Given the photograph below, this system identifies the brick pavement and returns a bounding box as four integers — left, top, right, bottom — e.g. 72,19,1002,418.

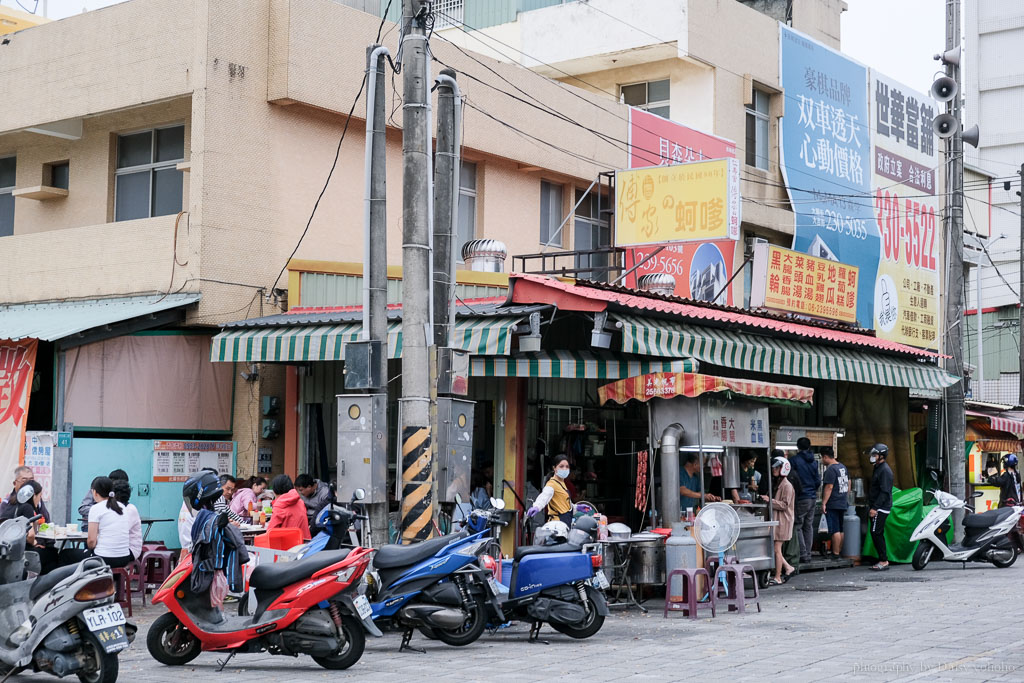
9,561,1022,682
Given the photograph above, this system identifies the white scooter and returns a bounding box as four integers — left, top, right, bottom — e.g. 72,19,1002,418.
910,485,1024,570
0,484,136,681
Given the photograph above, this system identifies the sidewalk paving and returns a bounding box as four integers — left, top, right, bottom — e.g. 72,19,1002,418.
8,561,1022,682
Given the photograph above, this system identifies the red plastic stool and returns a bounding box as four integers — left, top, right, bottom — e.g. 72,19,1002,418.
111,562,141,617
140,550,177,603
664,568,715,619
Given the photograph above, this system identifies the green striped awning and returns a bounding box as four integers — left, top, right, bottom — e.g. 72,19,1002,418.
211,316,522,363
616,315,957,391
470,351,697,378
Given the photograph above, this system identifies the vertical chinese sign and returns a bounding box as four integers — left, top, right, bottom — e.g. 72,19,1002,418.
624,108,740,305
779,26,879,329
870,70,941,349
0,340,37,486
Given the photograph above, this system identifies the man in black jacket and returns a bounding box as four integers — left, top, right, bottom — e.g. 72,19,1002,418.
867,443,894,571
986,454,1021,508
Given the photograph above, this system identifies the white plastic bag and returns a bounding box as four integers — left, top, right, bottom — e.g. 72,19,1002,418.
210,569,228,608
818,513,829,534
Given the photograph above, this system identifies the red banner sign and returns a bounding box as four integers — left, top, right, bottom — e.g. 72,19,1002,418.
0,340,37,483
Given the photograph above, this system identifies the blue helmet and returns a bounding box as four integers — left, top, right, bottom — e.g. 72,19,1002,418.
183,471,221,510
1006,454,1018,468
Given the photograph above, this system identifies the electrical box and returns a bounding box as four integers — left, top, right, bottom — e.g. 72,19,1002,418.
436,397,475,503
437,348,470,396
337,393,388,503
261,396,280,416
343,340,384,390
261,419,281,439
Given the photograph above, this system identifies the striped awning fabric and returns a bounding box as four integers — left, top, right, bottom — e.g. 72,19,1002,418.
966,421,1022,454
598,371,815,406
469,351,697,378
616,314,958,391
987,415,1024,439
211,316,522,362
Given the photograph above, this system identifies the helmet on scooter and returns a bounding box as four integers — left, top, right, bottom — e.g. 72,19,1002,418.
572,515,598,540
535,520,569,546
183,471,222,511
1005,454,1018,468
771,456,791,477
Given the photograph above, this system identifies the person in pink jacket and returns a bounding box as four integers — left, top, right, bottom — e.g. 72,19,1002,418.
762,454,796,585
230,476,268,521
266,475,310,540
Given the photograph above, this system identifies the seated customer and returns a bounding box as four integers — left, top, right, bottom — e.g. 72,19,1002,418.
230,476,268,521
266,475,310,540
113,480,143,561
1,480,58,574
61,476,134,568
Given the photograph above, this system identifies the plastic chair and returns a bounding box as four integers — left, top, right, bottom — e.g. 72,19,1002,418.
140,550,178,603
141,542,167,554
253,528,303,551
664,568,715,619
711,563,761,614
111,561,142,617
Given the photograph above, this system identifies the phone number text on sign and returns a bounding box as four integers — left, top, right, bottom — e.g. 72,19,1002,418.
874,189,937,271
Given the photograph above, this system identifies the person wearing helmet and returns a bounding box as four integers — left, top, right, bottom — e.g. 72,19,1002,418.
867,443,894,571
986,454,1021,508
178,469,222,555
761,456,796,585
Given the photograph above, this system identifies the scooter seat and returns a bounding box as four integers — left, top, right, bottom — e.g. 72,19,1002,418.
249,549,350,591
513,543,581,561
964,508,1017,529
30,563,78,601
373,532,466,569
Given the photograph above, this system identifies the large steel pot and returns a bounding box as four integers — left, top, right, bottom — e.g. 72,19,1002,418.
627,535,665,585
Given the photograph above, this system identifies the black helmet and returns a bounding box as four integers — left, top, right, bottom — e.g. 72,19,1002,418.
869,443,889,458
183,471,222,511
573,515,598,536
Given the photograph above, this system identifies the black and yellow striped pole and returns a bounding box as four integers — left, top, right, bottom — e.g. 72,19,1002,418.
400,424,433,543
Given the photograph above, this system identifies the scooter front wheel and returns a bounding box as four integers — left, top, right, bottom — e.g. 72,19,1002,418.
911,542,934,571
76,633,119,683
434,601,487,646
147,612,201,666
312,615,365,670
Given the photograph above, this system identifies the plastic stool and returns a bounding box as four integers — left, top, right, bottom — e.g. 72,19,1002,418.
111,562,141,617
140,550,177,603
711,563,761,614
664,568,715,619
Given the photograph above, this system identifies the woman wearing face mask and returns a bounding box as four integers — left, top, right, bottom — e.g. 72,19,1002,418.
526,455,575,526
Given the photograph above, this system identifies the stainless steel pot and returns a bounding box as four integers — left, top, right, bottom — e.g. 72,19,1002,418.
628,536,665,585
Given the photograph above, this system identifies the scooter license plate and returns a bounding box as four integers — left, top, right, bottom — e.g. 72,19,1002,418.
353,594,373,620
487,576,500,596
83,604,126,631
591,570,610,590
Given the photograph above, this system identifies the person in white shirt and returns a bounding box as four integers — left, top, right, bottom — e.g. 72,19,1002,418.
60,476,134,568
178,501,195,554
113,480,142,560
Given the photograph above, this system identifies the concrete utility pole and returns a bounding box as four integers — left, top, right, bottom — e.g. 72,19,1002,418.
942,0,967,538
399,0,435,543
1018,163,1024,406
364,44,390,547
432,69,461,347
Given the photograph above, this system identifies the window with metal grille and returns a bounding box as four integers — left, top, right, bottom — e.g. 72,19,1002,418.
573,189,611,281
620,79,670,119
433,0,464,29
0,156,14,238
114,125,185,222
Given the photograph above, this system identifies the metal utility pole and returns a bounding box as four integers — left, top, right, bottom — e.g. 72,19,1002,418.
399,0,434,543
1018,163,1024,406
432,69,461,347
942,0,967,538
364,44,390,547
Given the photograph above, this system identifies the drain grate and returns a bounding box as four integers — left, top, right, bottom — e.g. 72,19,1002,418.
863,575,934,583
795,584,868,592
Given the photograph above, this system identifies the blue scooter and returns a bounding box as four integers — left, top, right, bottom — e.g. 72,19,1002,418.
469,503,609,642
300,492,504,651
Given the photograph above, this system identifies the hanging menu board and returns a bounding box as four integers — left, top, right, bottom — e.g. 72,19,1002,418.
153,441,233,482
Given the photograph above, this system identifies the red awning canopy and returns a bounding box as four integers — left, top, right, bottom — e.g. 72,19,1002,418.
598,371,814,407
967,411,1024,439
966,420,1022,454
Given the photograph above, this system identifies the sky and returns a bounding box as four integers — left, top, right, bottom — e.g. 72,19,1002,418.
6,0,947,94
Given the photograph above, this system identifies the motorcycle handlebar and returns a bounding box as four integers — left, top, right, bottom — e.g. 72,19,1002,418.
27,514,42,524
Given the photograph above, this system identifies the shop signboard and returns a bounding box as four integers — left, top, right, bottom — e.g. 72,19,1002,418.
615,158,741,248
0,340,37,486
152,440,233,482
780,25,879,329
750,242,859,323
870,70,941,349
24,431,55,504
623,110,740,304
700,398,768,448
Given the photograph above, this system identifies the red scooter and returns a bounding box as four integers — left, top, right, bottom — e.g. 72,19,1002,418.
146,544,380,671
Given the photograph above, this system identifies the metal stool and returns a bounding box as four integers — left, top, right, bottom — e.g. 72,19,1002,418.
711,563,761,614
664,568,715,619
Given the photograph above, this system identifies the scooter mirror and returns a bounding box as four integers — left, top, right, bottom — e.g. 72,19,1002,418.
454,493,463,506
490,497,506,510
929,471,939,482
16,484,34,505
972,491,984,498
352,488,366,501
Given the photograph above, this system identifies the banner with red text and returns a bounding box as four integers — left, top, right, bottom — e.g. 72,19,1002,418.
0,340,37,485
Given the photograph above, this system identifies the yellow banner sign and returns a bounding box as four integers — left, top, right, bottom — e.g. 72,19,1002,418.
615,158,740,247
751,243,859,323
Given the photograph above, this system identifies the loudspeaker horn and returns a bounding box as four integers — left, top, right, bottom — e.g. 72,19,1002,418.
933,46,961,66
962,123,980,148
933,113,957,138
930,76,958,102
